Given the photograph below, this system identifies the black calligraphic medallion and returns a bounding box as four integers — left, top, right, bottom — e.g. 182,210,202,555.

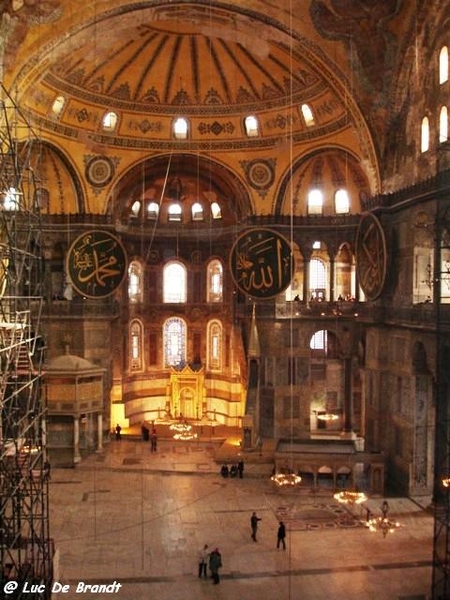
355,212,387,301
229,228,294,298
66,230,127,298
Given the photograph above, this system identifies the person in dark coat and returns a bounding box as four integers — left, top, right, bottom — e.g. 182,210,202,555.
237,460,244,478
250,511,261,541
115,424,122,441
209,548,222,584
277,521,286,549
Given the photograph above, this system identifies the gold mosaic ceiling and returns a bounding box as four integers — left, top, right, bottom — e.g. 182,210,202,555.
20,4,349,147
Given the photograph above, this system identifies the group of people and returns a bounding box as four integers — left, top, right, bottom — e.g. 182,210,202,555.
198,544,222,584
251,511,286,549
220,459,244,478
197,513,286,585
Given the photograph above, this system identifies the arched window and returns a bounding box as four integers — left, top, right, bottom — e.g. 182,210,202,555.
163,261,187,303
173,117,188,139
128,261,143,303
147,201,159,220
440,106,448,143
130,320,143,371
211,202,222,219
164,317,186,367
207,259,223,302
244,115,259,137
308,189,323,215
191,202,204,221
310,329,327,351
167,203,182,222
207,320,222,370
301,103,315,126
102,111,118,132
309,258,326,300
421,116,430,153
440,46,449,84
130,200,141,218
334,189,350,214
51,95,66,117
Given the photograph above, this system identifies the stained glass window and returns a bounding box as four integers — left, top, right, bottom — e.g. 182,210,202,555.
164,317,186,367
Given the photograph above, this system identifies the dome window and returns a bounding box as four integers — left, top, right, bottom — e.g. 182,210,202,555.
51,95,66,117
130,200,141,217
102,111,118,132
211,202,222,219
301,104,315,126
167,203,182,222
191,202,204,221
147,201,159,220
244,115,259,137
173,117,188,140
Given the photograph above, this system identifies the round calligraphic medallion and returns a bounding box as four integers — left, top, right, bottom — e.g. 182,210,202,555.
66,230,127,298
247,160,274,190
229,228,294,299
355,212,387,301
85,156,115,187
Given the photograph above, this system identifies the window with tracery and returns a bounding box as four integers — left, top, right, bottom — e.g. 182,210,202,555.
207,320,222,370
309,258,326,300
163,261,187,303
207,259,223,302
130,320,143,371
128,261,143,303
164,317,186,367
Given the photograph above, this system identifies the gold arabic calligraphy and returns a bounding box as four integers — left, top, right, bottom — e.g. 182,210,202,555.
73,235,121,287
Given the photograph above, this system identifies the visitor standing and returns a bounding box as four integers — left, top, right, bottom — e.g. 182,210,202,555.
277,521,286,549
250,511,261,541
115,424,122,441
209,548,222,584
198,544,209,578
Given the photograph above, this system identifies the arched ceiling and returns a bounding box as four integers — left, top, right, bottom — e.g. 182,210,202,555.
10,2,370,151
1,0,420,211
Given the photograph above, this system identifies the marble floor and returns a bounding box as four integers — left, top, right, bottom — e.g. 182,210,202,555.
48,437,433,600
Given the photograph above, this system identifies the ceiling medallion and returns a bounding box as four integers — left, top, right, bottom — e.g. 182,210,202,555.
85,156,115,188
241,159,275,192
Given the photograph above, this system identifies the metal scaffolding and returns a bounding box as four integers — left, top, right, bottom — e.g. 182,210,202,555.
0,88,53,598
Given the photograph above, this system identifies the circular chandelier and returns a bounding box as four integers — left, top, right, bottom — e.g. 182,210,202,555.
317,412,339,421
366,500,400,537
271,472,302,487
333,490,367,505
